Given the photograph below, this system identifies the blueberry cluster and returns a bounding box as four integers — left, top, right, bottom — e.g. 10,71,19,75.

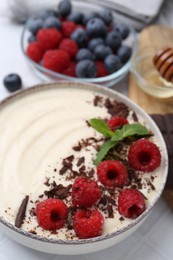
26,0,132,79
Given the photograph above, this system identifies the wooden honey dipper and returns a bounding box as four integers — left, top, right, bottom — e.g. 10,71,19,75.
153,47,173,83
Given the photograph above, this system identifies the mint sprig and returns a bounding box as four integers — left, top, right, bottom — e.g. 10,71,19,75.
89,118,114,138
89,118,151,166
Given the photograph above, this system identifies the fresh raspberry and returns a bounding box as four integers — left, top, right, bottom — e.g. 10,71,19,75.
97,160,128,187
72,177,101,207
43,50,70,73
73,209,104,239
26,42,44,63
37,28,62,50
59,39,78,58
128,139,161,172
36,198,68,230
118,189,146,219
63,62,76,77
95,61,109,77
107,116,128,131
61,21,76,38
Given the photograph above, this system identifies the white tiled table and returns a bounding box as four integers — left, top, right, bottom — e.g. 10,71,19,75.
0,2,173,260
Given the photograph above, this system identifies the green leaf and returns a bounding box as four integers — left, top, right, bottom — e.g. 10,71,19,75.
111,123,150,142
94,139,118,166
89,118,114,138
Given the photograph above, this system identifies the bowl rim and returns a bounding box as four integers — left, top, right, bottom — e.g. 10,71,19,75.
0,81,168,245
20,0,138,84
130,45,173,91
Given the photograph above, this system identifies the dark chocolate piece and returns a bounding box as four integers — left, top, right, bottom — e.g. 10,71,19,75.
150,113,173,189
15,195,29,228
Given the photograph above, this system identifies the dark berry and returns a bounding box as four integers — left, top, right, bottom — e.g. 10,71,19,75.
58,0,72,17
28,34,36,43
76,48,94,61
86,18,108,37
99,9,113,26
88,38,104,51
94,45,112,60
113,23,130,40
71,29,88,48
37,9,58,20
72,177,101,207
97,160,128,187
82,12,99,25
128,139,161,172
27,18,42,35
117,45,132,64
107,116,128,131
43,16,61,30
67,12,83,24
3,74,22,92
106,31,122,51
104,54,122,73
76,60,97,78
36,198,68,230
73,209,104,239
118,189,146,219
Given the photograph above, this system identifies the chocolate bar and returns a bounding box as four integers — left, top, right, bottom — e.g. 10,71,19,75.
151,114,173,189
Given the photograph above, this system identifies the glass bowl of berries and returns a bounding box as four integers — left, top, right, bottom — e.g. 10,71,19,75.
21,0,137,87
0,81,168,255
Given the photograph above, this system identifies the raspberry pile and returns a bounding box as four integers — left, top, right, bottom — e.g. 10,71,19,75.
25,0,132,78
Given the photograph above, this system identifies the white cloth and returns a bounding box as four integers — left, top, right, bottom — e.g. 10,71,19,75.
7,0,164,30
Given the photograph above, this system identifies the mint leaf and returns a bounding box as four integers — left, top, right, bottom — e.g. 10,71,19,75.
94,139,118,166
111,123,150,142
89,118,114,138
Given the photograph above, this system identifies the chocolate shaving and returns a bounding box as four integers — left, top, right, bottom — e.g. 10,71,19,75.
59,165,69,175
132,112,138,122
77,157,85,167
44,183,72,200
15,195,29,228
93,95,103,106
107,204,114,218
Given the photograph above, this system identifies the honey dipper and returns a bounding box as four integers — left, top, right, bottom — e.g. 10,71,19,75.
153,47,173,83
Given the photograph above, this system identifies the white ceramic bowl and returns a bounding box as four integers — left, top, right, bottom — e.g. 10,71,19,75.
0,82,168,255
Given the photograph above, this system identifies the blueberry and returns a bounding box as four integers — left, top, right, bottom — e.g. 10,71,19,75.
82,12,99,25
117,45,132,64
94,45,112,60
43,16,61,30
76,60,97,78
28,34,36,43
58,0,72,17
36,9,58,20
104,55,122,73
3,74,22,92
86,18,108,37
99,9,113,26
67,12,83,24
76,48,94,61
71,29,88,48
27,18,42,35
106,31,122,51
113,23,130,39
88,38,104,51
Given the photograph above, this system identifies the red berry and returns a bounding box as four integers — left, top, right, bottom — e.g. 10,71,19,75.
73,209,104,239
43,50,70,73
37,28,62,50
59,39,78,58
61,21,76,38
72,177,101,207
36,198,68,230
128,139,161,172
97,160,128,187
26,42,44,63
63,62,76,77
118,189,146,219
95,61,109,77
107,116,128,131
